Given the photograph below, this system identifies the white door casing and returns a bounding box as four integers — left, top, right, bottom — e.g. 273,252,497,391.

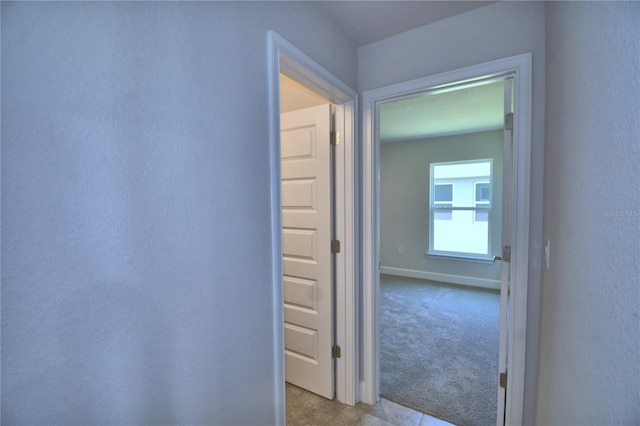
281,104,334,399
268,32,358,417
496,78,514,425
362,54,532,424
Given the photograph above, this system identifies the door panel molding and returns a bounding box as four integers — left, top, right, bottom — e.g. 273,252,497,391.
362,53,532,425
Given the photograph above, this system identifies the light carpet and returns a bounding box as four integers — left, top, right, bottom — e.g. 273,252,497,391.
380,275,500,426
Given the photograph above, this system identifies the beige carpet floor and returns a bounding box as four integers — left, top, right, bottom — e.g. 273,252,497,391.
380,275,500,426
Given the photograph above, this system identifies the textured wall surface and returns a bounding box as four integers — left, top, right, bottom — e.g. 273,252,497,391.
1,2,356,424
380,131,503,283
357,3,545,422
538,2,640,424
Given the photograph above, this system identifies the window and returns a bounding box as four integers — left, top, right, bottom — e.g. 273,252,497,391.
429,160,492,258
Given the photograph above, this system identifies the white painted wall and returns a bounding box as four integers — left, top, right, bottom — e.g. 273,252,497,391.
1,2,356,424
538,2,640,424
358,2,545,422
380,131,502,286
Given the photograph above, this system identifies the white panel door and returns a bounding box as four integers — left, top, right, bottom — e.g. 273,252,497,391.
281,104,333,399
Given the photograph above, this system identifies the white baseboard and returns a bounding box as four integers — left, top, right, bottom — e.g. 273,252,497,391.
379,266,500,290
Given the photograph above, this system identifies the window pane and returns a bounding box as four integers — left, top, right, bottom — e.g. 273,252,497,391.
434,203,453,220
475,210,489,222
433,209,488,254
434,211,452,220
434,184,453,202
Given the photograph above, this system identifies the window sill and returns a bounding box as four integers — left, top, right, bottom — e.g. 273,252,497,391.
426,252,496,264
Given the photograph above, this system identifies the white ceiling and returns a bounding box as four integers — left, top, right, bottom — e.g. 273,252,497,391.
317,1,494,46
281,1,504,141
379,80,505,143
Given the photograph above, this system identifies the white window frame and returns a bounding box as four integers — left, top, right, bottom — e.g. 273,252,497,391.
428,159,493,260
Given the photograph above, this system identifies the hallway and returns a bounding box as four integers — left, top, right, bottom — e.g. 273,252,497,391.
286,383,455,426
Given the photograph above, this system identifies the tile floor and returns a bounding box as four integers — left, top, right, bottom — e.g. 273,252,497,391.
286,383,455,426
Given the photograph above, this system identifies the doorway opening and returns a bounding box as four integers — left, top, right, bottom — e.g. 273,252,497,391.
362,54,532,425
267,31,358,423
377,79,507,425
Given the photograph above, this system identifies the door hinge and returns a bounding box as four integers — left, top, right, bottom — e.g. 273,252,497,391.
332,344,341,359
499,372,507,389
330,130,340,146
502,245,511,263
331,240,341,254
504,112,514,131
494,246,511,263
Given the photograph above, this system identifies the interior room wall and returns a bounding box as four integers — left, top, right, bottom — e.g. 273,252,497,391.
538,2,639,424
1,2,356,424
380,130,502,288
357,2,545,422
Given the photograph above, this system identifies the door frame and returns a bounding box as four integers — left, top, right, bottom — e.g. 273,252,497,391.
267,31,358,423
361,53,532,424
